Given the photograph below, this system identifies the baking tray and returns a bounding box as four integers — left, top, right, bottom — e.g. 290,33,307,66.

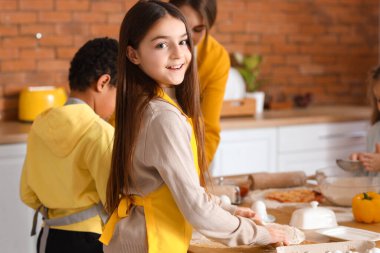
316,226,380,241
276,240,375,253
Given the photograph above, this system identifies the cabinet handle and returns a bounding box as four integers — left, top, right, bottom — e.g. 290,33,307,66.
318,133,345,139
347,131,366,139
318,131,366,140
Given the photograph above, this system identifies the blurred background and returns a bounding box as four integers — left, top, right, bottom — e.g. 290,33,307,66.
0,0,378,120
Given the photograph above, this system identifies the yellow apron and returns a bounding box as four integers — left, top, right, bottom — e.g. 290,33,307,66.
100,91,200,253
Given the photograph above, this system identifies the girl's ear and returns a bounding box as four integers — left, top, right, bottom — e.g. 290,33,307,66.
127,46,140,65
95,74,111,93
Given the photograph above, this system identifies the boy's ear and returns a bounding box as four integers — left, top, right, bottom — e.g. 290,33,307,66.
95,74,111,93
126,46,140,65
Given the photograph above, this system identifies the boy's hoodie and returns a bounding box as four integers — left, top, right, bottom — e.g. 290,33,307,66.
20,104,114,233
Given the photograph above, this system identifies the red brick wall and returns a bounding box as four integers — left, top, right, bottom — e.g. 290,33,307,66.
0,0,378,120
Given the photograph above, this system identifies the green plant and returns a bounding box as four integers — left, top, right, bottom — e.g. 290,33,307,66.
232,52,263,92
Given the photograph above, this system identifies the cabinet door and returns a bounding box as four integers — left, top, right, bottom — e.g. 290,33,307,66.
211,128,276,176
278,144,366,175
277,121,368,175
278,121,368,152
0,144,37,253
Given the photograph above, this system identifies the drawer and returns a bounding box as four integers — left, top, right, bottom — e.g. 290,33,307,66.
277,143,367,175
278,121,368,153
211,128,277,176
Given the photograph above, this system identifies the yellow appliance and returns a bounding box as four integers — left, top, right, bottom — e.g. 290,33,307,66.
18,86,67,122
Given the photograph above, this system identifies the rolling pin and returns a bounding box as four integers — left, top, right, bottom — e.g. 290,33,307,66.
249,171,307,190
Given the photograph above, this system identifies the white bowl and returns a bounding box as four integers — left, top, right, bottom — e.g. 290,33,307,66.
318,176,380,206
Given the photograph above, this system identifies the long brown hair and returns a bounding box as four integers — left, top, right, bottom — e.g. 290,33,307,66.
369,66,380,125
105,0,207,214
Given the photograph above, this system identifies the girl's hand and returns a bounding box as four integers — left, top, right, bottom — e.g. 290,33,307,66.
265,224,289,246
358,153,380,172
235,207,258,219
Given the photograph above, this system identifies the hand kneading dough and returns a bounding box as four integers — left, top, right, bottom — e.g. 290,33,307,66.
265,223,305,245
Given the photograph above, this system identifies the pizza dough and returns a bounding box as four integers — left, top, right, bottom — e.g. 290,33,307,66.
265,189,322,203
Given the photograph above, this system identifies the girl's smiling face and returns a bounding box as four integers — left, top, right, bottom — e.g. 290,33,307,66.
127,14,192,88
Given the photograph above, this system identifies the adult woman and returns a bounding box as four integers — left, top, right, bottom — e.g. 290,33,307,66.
169,0,230,165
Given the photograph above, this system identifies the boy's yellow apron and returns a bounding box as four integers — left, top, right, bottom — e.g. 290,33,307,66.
100,91,200,253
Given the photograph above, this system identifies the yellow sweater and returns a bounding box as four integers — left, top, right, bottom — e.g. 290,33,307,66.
197,35,230,164
20,104,114,234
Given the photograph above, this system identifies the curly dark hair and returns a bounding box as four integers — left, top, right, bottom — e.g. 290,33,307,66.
68,37,118,91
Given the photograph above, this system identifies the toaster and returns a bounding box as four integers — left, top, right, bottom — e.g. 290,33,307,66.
18,86,67,122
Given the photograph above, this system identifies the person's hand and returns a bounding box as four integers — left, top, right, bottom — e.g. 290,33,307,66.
358,153,380,172
265,224,289,246
235,206,258,219
349,152,361,161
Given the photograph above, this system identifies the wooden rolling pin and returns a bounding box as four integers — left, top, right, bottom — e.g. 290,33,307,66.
249,171,307,190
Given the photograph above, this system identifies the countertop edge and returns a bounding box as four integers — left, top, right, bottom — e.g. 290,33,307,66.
0,106,371,144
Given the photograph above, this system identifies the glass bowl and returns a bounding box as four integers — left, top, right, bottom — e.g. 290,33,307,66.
318,176,380,206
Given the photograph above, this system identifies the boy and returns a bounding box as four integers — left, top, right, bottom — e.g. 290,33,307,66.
20,37,118,253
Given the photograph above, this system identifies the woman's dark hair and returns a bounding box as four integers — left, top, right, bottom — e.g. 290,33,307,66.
368,66,380,125
169,0,217,30
105,0,207,214
68,37,118,91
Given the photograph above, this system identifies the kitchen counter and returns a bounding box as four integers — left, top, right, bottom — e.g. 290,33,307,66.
0,106,371,144
189,205,380,253
221,105,371,130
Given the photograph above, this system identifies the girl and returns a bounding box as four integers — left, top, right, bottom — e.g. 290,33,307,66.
350,66,380,172
169,0,230,165
100,1,288,252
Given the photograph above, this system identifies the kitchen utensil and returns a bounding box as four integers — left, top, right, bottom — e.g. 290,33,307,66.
289,201,337,230
318,176,380,206
250,171,307,190
316,166,355,180
18,86,67,122
251,200,275,223
336,159,364,172
316,226,380,241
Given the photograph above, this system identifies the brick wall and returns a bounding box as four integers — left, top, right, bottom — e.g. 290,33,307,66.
0,0,378,120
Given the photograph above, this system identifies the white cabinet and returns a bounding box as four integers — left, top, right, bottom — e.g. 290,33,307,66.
0,143,36,253
212,121,369,176
277,121,368,175
211,128,277,176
